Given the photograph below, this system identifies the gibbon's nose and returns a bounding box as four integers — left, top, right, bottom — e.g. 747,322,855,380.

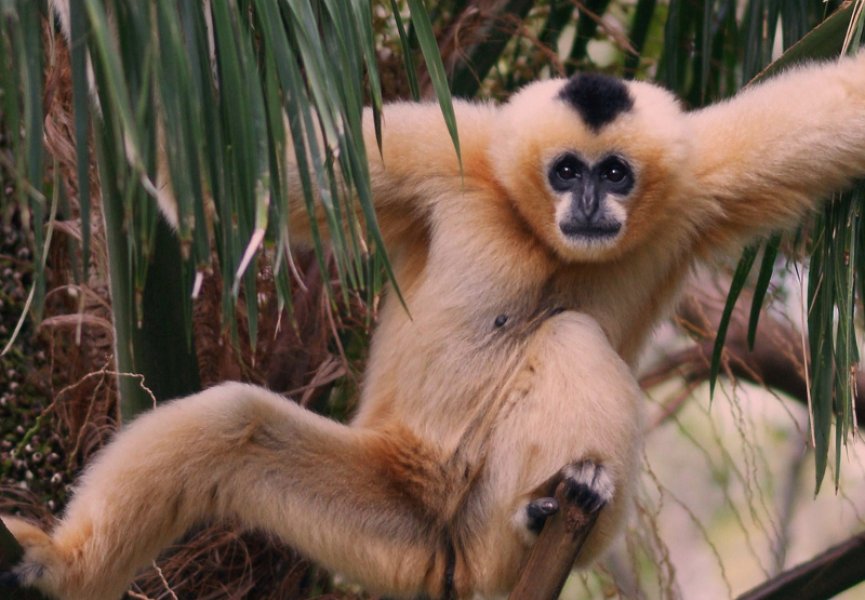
576,182,601,219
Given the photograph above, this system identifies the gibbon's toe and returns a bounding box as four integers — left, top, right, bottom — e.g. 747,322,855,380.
562,461,614,514
0,515,57,590
0,570,21,589
525,496,560,533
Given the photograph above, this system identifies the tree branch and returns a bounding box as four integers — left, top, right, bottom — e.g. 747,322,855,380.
509,480,602,599
644,278,865,599
737,532,865,600
642,279,864,422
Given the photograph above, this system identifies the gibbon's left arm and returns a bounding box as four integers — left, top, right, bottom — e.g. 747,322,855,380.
687,52,865,256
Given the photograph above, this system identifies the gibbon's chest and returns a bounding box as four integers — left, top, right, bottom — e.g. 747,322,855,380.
354,209,551,436
355,189,677,434
411,192,672,356
420,191,561,338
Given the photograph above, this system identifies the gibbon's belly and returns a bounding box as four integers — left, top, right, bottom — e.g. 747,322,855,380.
355,281,559,437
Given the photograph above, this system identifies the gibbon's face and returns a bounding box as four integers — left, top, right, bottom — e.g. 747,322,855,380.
547,149,635,245
491,73,691,262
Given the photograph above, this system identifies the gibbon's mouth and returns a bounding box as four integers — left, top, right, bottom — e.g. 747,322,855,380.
558,221,622,240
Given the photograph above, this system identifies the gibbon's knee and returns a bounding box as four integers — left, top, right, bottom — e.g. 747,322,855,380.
62,382,319,533
501,311,643,471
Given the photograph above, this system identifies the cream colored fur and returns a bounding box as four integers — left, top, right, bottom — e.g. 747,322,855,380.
8,9,865,597
5,318,641,599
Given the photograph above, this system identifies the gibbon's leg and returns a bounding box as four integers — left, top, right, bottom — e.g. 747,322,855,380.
1,383,454,600
459,312,644,596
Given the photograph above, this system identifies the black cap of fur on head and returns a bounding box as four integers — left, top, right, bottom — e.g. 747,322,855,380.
559,73,634,132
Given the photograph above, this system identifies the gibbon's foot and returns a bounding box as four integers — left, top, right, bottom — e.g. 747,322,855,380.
525,497,560,533
0,571,21,589
562,461,614,514
523,461,612,534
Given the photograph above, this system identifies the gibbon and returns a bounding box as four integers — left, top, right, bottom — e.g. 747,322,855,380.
6,15,865,597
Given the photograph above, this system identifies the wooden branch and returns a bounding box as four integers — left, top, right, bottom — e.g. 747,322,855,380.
737,532,865,600
509,480,602,600
650,278,865,599
643,279,865,422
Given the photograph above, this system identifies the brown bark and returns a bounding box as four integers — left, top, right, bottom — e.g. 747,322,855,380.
509,480,602,600
641,279,864,423
737,532,865,600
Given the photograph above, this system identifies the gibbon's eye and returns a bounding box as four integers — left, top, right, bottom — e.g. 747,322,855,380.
549,154,584,191
598,156,634,191
556,160,579,181
603,164,626,182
